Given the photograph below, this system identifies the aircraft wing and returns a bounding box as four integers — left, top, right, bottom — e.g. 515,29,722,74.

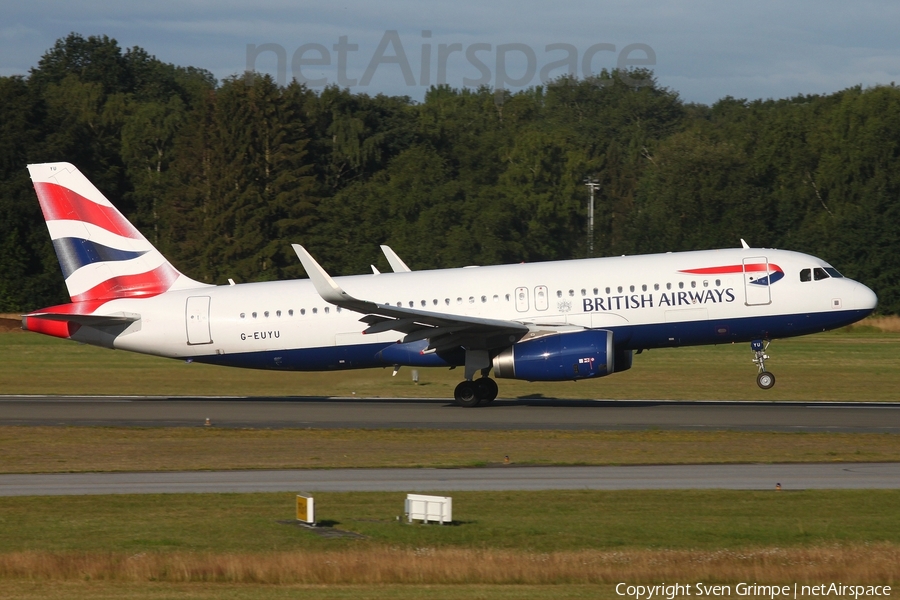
293,244,527,353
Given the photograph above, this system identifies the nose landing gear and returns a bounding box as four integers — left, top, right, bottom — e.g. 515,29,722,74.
751,339,776,389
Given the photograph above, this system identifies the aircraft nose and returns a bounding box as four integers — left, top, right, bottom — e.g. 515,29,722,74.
854,282,878,312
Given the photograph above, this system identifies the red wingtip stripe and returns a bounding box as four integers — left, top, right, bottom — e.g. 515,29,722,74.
70,263,180,302
33,182,143,240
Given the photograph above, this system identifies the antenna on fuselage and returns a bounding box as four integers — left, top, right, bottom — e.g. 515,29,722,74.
740,239,750,249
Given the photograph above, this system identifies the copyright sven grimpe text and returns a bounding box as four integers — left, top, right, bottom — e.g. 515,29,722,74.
616,583,892,600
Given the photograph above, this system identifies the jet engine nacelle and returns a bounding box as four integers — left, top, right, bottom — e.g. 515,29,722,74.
492,329,615,381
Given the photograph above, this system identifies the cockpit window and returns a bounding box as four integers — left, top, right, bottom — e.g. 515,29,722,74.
800,268,811,282
813,267,829,281
824,267,844,278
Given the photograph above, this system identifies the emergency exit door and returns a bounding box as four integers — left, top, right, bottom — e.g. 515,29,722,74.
186,296,212,345
514,287,529,312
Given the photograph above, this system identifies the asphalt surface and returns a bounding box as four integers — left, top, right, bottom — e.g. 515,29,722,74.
2,395,900,432
2,463,899,496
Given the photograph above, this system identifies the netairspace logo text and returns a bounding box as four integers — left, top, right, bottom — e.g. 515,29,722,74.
615,582,892,600
245,30,656,92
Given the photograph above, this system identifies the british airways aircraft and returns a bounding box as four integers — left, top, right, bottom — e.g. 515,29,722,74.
23,162,877,406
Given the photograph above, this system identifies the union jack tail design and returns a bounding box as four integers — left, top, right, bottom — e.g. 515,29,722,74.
27,162,207,303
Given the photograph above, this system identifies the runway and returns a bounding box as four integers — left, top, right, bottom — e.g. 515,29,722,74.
2,463,898,496
2,395,900,432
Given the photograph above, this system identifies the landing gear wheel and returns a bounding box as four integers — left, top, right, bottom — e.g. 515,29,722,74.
474,377,498,404
454,381,480,407
757,371,776,390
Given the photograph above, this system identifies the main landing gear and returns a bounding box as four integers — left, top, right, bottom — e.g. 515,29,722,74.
454,377,498,407
751,339,776,389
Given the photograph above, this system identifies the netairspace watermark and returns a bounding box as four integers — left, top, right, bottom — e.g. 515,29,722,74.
245,29,656,95
616,582,892,600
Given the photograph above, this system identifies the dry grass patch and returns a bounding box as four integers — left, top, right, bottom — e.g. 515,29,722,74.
0,581,618,600
0,545,897,585
848,315,900,333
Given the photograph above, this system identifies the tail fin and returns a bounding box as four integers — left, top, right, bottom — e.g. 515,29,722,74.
27,162,209,303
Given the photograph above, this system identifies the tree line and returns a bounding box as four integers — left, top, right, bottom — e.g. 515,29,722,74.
1,33,898,313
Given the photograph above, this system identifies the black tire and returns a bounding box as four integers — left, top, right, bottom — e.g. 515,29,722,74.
454,381,480,407
474,377,499,404
757,371,776,390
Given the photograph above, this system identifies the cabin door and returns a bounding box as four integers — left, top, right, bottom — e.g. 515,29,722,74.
186,296,212,345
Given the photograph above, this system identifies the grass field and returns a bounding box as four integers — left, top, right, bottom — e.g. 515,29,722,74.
2,322,898,598
4,490,900,553
0,490,898,597
1,326,899,400
2,427,900,473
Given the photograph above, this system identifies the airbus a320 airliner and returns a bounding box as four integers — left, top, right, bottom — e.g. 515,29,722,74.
22,162,877,406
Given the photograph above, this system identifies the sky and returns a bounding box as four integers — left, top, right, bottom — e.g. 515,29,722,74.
2,0,899,104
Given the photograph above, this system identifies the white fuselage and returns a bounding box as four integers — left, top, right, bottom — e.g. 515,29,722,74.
83,247,877,372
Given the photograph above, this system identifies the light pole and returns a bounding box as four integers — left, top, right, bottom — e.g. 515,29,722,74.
584,177,599,257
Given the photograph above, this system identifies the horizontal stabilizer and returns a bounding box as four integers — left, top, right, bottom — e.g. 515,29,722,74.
24,311,140,326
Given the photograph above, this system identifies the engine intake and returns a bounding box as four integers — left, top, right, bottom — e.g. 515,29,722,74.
492,329,615,381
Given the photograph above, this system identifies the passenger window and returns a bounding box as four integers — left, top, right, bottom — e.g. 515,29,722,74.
289,309,294,316
678,282,684,289
666,283,672,290
605,287,611,294
593,287,598,295
581,289,586,296
617,286,623,293
814,268,829,281
642,284,647,292
557,290,562,298
715,279,721,287
654,284,659,291
702,280,708,288
690,281,696,289
800,268,811,282
324,307,330,314
629,285,635,292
